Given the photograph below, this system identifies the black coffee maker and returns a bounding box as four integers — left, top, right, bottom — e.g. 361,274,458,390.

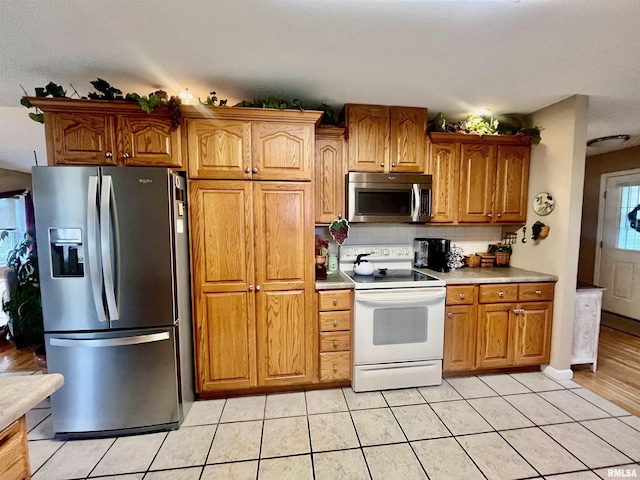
416,238,450,273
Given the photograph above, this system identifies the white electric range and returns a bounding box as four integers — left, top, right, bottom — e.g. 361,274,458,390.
339,245,446,392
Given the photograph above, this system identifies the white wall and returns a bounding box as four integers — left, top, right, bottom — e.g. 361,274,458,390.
509,95,589,376
0,106,47,172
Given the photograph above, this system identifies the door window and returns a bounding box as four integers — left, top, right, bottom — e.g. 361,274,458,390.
618,185,640,250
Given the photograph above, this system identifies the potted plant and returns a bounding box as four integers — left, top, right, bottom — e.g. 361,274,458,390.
1,230,44,349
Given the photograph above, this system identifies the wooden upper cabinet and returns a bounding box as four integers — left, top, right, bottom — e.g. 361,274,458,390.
47,111,116,165
429,133,532,225
346,104,427,173
118,116,181,167
389,107,427,172
346,104,389,172
458,143,496,223
186,119,250,179
251,122,313,181
494,145,530,223
29,98,183,168
315,127,347,224
182,105,322,180
428,142,459,223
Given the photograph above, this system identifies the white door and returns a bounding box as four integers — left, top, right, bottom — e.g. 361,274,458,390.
598,172,640,320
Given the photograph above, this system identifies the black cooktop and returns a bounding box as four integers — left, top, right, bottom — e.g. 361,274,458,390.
346,269,440,283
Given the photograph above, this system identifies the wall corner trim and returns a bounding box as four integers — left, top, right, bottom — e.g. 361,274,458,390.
540,364,574,380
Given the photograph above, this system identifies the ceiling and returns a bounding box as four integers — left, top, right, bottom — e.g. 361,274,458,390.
1,0,640,170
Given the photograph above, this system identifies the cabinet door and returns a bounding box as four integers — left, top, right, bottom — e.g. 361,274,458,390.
251,122,313,180
254,182,315,385
346,104,390,172
189,181,256,392
477,303,516,368
195,292,256,391
46,112,116,165
458,143,495,223
494,145,530,223
118,115,182,167
389,107,427,172
428,143,459,223
315,133,346,224
186,119,250,179
515,301,552,366
443,304,477,372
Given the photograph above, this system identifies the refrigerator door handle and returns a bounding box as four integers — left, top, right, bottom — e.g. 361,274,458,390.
87,175,106,323
49,332,170,348
100,175,119,321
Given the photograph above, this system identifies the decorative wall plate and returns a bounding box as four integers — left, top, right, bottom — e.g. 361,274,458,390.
533,192,555,216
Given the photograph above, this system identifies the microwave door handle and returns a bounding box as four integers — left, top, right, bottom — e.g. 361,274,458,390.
411,184,420,222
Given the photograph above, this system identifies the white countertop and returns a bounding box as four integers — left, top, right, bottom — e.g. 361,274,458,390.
0,373,64,431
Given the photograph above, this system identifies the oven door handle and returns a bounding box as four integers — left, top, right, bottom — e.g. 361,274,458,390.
356,289,445,305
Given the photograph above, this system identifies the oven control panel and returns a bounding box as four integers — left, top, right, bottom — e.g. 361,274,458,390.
340,245,413,260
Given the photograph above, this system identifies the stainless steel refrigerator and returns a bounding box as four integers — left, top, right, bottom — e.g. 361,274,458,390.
32,166,194,437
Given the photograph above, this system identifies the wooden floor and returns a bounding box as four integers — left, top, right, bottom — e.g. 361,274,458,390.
573,325,640,417
0,337,37,372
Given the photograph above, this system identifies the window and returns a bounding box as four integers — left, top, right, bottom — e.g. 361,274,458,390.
0,195,27,267
618,185,640,251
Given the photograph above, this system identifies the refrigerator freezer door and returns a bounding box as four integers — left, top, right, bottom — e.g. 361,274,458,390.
102,167,177,328
46,327,181,435
32,166,108,332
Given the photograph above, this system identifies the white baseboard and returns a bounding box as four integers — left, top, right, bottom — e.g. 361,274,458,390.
540,364,574,380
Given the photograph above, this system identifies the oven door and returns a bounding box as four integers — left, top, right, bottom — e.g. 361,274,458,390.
353,287,445,364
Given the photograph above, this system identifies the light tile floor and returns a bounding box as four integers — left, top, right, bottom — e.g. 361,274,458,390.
11,371,640,480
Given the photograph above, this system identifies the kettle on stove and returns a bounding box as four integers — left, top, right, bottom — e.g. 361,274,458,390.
353,253,375,275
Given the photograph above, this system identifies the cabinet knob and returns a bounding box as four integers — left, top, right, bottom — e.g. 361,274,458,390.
333,340,339,347
122,152,131,159
245,167,250,173
430,214,435,218
333,365,339,371
497,213,502,218
333,320,339,327
380,162,385,167
333,298,338,306
256,285,261,291
459,293,465,299
105,152,113,158
447,312,453,318
498,291,504,297
391,163,396,167
252,167,258,173
513,309,519,314
249,285,254,291
487,213,493,218
535,290,542,295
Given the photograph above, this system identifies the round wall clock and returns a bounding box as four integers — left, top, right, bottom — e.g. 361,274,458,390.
533,192,555,216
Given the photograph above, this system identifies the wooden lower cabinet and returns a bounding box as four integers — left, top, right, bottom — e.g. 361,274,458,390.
444,282,554,374
190,180,315,393
0,416,30,480
317,290,353,382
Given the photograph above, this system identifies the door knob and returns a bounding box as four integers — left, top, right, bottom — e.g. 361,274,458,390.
391,163,396,167
333,365,339,371
535,290,542,295
487,213,493,218
380,162,385,167
498,291,504,297
497,213,502,218
333,298,338,305
105,152,113,158
447,312,453,318
256,285,261,291
252,167,258,173
122,153,131,159
248,285,254,291
459,293,465,299
245,167,250,173
333,320,339,326
333,340,339,347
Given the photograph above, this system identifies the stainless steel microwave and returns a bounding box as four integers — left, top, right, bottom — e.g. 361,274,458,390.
346,172,432,223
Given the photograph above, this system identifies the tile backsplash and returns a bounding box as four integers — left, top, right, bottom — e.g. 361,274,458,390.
316,224,504,257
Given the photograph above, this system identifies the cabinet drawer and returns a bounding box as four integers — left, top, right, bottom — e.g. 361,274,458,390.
0,417,29,480
319,352,351,382
319,331,351,352
518,282,554,302
446,285,476,305
318,290,353,311
319,310,352,332
479,284,518,303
